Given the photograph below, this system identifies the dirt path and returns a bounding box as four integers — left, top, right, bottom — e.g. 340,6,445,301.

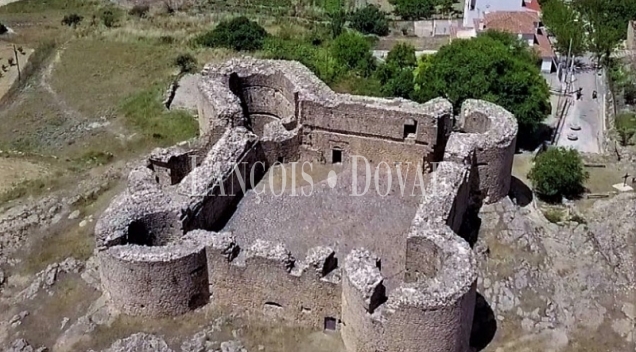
40,45,83,123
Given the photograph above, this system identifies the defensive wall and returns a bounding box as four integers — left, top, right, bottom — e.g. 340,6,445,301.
95,57,518,351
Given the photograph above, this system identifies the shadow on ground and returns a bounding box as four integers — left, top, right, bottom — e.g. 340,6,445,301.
470,292,497,351
516,123,553,152
509,176,533,207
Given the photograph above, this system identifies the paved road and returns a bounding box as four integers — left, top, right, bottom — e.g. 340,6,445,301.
556,55,605,153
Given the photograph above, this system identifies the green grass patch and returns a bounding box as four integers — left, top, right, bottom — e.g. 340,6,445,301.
317,0,343,12
332,74,383,96
616,111,636,130
0,172,65,204
50,38,174,118
120,88,198,145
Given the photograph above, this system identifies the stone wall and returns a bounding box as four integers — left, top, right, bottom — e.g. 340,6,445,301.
339,160,476,352
148,146,195,186
206,235,342,330
198,58,453,166
94,57,520,352
341,234,476,352
178,127,264,231
99,237,209,316
444,99,518,204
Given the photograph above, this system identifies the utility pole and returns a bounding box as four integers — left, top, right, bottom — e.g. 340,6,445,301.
12,44,20,82
565,37,573,91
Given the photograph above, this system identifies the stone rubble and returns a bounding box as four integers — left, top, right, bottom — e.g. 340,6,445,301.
16,257,84,301
2,339,47,352
475,194,635,350
8,310,29,328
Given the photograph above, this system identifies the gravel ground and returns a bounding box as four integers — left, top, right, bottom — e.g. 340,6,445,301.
223,162,426,287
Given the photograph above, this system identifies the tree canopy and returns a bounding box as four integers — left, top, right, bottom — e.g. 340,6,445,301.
413,32,550,133
375,43,417,98
349,4,389,36
528,147,589,201
572,0,636,64
389,0,437,20
195,16,268,51
331,31,376,76
540,0,586,57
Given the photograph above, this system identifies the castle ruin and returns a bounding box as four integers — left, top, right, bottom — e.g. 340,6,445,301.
95,57,518,352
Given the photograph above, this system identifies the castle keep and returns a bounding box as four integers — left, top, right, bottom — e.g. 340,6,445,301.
95,58,518,352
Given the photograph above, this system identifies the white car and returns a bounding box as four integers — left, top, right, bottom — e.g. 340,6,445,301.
570,123,581,131
567,133,578,141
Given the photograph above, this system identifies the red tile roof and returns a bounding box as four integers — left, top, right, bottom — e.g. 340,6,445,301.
481,11,539,34
534,32,554,58
523,0,541,12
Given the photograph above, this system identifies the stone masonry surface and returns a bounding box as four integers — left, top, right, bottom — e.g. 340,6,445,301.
95,57,518,351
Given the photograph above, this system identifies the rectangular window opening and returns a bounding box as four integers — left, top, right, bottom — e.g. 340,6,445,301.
403,120,417,139
324,317,337,331
332,149,342,164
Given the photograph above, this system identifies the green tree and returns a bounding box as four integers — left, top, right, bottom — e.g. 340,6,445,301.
536,0,586,56
381,68,415,98
195,16,268,51
438,0,457,16
414,54,433,91
481,30,540,64
375,43,417,98
331,31,376,76
573,0,636,65
349,4,390,36
413,33,550,134
385,42,417,67
389,0,437,20
375,43,417,99
528,147,589,201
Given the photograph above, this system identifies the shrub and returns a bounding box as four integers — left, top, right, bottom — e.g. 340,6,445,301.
349,4,389,36
385,42,416,68
62,13,83,28
174,53,197,73
101,10,117,28
616,111,636,146
331,31,376,76
263,37,345,85
528,147,589,201
328,10,346,39
380,68,414,98
389,0,437,20
195,16,267,51
543,208,564,223
623,81,636,105
0,23,7,35
128,5,150,18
